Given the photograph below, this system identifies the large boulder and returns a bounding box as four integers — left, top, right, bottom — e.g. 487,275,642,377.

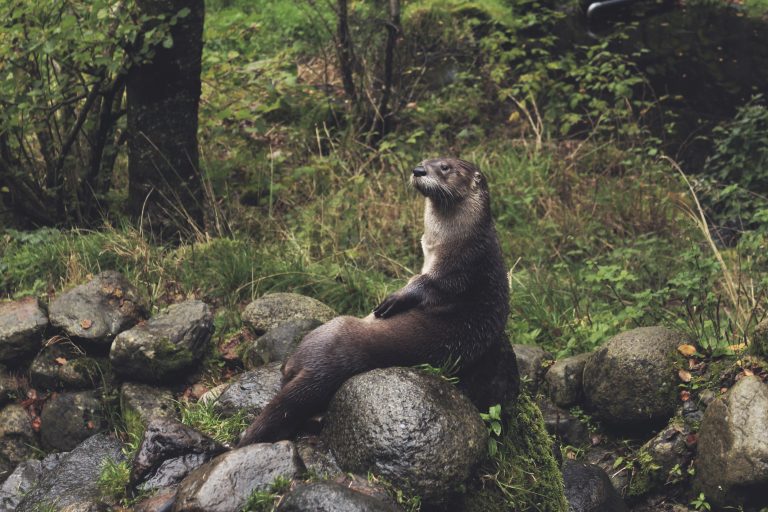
277,481,401,512
562,461,628,512
242,318,322,369
111,300,213,383
242,293,335,335
0,453,65,510
16,433,124,512
172,441,303,512
322,368,487,507
0,297,48,362
30,342,104,390
48,271,147,347
694,375,768,509
213,362,282,420
545,352,590,408
40,390,105,451
131,417,225,493
582,327,687,430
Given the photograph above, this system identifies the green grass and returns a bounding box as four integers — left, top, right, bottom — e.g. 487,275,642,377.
179,398,249,445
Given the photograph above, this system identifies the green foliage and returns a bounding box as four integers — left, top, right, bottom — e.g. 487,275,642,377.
691,492,712,511
480,404,504,457
241,476,292,512
179,398,249,444
97,457,131,503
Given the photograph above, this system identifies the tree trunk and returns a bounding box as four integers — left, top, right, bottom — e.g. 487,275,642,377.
127,0,206,240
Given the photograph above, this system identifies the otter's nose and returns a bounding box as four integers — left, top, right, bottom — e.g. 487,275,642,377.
413,165,427,177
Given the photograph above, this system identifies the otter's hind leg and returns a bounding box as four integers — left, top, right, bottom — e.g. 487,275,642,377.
237,368,337,446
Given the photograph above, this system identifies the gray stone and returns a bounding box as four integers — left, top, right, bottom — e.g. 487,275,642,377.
16,433,123,512
694,375,768,509
512,344,553,391
213,362,282,420
582,326,688,429
40,390,105,451
639,423,692,490
277,481,401,512
537,397,590,447
545,352,590,407
134,487,177,512
295,436,342,477
242,293,335,335
172,441,303,512
121,382,177,423
0,297,48,361
563,461,628,512
242,318,322,369
323,368,487,507
110,300,213,383
30,342,103,390
48,271,147,346
0,404,39,469
131,417,225,493
0,459,43,510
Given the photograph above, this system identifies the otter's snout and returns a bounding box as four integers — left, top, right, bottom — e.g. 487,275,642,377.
413,165,427,177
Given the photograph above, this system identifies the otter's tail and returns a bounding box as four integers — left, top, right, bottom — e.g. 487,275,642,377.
237,369,338,446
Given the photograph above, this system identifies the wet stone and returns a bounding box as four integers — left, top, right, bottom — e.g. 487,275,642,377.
131,417,225,492
111,300,214,383
30,342,103,390
563,460,629,512
537,397,590,447
172,441,303,512
242,293,335,335
121,382,177,423
16,434,123,512
0,297,48,362
295,435,342,478
48,271,147,347
512,344,553,392
213,362,282,420
545,352,590,407
323,368,487,507
0,404,39,468
40,390,106,451
242,318,321,369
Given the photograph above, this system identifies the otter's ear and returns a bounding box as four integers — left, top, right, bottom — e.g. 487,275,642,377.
473,172,483,185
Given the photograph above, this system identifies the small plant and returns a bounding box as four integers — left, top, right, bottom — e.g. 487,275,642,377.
480,404,504,457
367,473,422,512
414,357,461,384
98,457,131,503
691,492,712,511
179,398,249,444
241,476,292,512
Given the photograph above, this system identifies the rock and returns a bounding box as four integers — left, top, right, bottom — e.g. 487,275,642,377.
295,435,342,477
694,375,768,509
30,342,104,390
0,459,45,510
512,344,553,391
242,318,322,368
277,481,402,512
131,417,225,493
635,422,692,494
111,300,214,383
48,271,147,347
16,433,123,512
199,383,227,405
323,368,487,507
545,352,590,407
537,397,590,446
0,297,48,362
582,326,688,430
0,404,39,468
562,460,628,512
213,362,282,420
172,441,303,512
242,293,335,335
585,447,631,495
40,390,105,451
121,382,177,423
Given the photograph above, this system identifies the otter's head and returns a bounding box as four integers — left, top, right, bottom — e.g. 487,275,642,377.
411,158,487,206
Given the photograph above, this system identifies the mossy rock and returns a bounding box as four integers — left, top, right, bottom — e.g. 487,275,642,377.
464,393,567,512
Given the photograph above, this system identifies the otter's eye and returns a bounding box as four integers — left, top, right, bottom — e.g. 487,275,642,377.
440,163,450,172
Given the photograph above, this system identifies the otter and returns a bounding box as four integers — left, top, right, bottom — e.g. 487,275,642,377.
238,157,510,446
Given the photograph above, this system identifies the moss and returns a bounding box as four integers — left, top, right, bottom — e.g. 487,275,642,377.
465,392,567,512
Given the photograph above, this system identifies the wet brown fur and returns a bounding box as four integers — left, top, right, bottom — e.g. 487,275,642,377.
237,158,509,446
